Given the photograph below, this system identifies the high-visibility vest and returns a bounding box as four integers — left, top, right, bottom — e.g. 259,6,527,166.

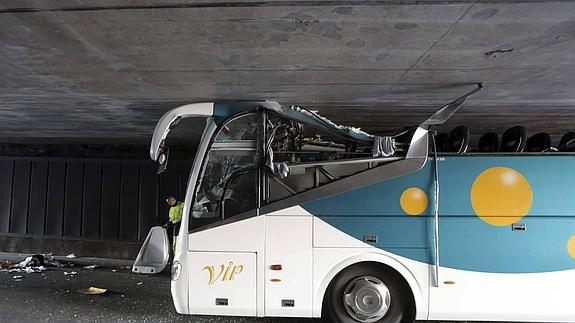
169,202,184,224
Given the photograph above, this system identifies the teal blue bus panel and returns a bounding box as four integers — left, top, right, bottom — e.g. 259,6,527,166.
440,216,575,273
438,156,575,217
319,216,430,264
304,155,575,273
305,164,434,217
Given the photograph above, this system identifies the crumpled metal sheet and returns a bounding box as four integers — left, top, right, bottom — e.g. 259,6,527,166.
373,136,395,157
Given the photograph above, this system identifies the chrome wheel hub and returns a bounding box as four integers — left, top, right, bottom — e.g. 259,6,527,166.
343,276,391,322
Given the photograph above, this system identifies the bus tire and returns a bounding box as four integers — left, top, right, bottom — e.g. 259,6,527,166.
323,262,415,323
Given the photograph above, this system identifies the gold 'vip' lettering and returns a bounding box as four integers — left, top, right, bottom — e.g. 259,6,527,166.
203,262,244,285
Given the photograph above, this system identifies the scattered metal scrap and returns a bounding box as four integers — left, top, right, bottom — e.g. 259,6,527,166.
484,48,514,58
44,256,65,268
1,255,47,274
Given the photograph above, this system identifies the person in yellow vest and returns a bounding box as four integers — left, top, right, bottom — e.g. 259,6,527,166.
163,196,183,252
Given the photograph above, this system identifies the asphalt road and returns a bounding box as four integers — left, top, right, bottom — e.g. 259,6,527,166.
0,263,505,323
0,264,319,323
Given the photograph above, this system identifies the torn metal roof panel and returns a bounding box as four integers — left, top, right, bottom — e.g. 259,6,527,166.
278,105,374,142
212,101,374,142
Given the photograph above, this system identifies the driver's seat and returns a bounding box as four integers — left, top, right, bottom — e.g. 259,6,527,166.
222,170,257,218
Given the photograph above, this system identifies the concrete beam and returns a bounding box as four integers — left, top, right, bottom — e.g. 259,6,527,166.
0,1,574,143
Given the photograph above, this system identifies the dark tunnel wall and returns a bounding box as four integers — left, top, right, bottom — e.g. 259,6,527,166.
0,157,191,242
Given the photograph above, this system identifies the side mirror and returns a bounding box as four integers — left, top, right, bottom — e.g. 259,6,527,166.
132,226,169,274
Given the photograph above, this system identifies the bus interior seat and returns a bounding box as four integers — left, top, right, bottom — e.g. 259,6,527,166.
223,170,257,218
559,131,575,152
448,125,470,153
500,126,527,152
478,132,499,152
434,132,450,152
525,132,551,152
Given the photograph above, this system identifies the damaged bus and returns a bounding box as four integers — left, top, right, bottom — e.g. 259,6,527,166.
133,83,575,323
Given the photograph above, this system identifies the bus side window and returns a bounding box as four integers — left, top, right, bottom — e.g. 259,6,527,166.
264,113,395,204
216,115,258,142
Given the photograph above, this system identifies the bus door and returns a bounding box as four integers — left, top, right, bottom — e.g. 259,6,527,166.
187,112,261,316
264,211,313,317
141,103,266,315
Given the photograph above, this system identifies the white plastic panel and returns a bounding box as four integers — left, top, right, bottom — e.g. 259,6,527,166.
188,216,265,252
187,215,266,316
266,205,311,216
313,216,370,248
429,267,575,322
265,216,313,317
188,252,256,316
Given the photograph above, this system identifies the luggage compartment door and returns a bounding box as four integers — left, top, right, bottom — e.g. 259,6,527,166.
188,252,256,316
265,215,313,317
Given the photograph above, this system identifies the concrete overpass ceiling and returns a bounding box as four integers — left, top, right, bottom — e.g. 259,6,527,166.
1,0,574,144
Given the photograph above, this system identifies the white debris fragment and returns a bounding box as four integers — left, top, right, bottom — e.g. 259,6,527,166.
13,275,24,280
64,271,78,276
1,268,22,273
65,253,76,259
83,265,97,270
18,256,33,268
29,267,44,273
137,282,144,286
111,269,117,273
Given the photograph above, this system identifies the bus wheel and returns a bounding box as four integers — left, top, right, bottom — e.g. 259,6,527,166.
323,263,414,323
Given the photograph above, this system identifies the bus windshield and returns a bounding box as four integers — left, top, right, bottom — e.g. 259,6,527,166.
191,113,259,221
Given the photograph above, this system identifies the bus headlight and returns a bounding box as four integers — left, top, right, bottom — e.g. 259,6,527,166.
171,261,182,281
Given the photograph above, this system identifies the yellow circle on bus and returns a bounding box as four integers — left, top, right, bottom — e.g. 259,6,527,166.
400,187,428,216
470,167,532,226
567,236,575,260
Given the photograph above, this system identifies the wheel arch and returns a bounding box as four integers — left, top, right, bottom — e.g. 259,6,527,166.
313,251,427,320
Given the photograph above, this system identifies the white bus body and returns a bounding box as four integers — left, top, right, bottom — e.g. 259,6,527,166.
134,85,575,323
